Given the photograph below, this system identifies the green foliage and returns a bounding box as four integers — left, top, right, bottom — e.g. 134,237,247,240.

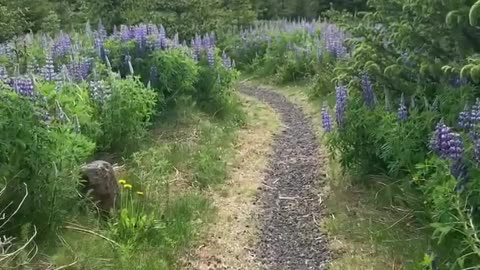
98,76,157,153
0,87,95,232
194,53,244,122
148,49,198,107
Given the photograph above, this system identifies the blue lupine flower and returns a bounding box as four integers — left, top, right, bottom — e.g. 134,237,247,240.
0,65,8,83
12,77,35,98
42,54,55,81
98,21,107,41
89,80,111,105
360,74,375,108
207,47,215,67
322,24,348,59
52,32,71,58
430,120,463,160
159,25,167,49
471,99,480,124
397,94,408,121
221,51,232,68
335,84,348,128
321,103,333,132
458,105,472,130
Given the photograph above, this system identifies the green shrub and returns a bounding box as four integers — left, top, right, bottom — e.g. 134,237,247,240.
0,88,95,232
98,76,157,153
148,49,199,108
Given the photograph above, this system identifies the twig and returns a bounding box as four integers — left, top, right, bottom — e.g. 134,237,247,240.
0,183,28,228
379,214,412,232
63,226,120,248
0,225,37,263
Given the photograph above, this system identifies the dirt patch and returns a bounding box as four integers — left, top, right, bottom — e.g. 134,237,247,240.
240,85,330,270
182,94,280,270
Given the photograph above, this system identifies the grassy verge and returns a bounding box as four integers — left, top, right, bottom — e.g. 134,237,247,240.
41,100,244,269
246,78,430,270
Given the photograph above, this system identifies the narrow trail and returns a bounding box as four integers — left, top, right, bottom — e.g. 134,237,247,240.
240,84,330,270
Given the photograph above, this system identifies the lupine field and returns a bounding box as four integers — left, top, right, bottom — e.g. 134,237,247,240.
2,0,480,269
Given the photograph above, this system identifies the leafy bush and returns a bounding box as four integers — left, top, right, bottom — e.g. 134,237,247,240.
98,76,157,153
0,88,95,232
148,49,199,108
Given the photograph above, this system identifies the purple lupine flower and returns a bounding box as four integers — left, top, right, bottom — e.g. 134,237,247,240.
360,74,375,108
159,25,167,49
89,80,111,105
471,99,480,125
94,32,103,49
147,24,158,36
0,66,8,83
202,34,211,49
322,24,348,59
134,24,148,48
451,76,468,88
98,21,107,41
52,32,71,58
12,77,35,98
207,47,215,67
335,84,348,128
193,35,202,61
321,103,333,132
430,120,463,160
222,51,232,68
67,59,92,81
458,104,472,130
172,33,180,48
475,139,480,164
120,25,132,42
43,54,56,81
397,94,408,121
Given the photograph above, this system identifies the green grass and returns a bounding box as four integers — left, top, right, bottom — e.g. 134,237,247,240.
37,99,243,269
246,77,430,270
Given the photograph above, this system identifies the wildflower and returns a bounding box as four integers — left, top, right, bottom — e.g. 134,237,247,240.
458,104,472,130
321,103,333,133
207,47,215,67
123,184,133,189
335,84,348,128
136,191,144,196
360,74,375,108
430,120,463,161
397,94,408,121
118,179,127,185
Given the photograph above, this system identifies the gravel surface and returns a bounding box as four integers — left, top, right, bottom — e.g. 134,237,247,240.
240,85,330,270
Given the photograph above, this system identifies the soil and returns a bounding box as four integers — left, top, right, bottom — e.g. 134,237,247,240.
240,85,330,270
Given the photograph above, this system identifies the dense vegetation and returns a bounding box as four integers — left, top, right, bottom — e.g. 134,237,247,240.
0,19,244,268
5,0,480,269
221,1,480,269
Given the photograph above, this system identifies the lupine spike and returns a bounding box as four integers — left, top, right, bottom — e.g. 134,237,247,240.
321,103,333,132
335,84,348,128
360,73,375,108
397,94,408,121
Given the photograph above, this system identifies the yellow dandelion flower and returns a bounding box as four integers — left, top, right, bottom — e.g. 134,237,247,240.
124,184,133,189
118,179,127,185
136,191,144,196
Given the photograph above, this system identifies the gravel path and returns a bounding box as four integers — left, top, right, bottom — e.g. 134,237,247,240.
240,85,330,270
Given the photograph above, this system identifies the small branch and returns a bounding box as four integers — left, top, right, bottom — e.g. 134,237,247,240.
0,183,28,229
63,226,120,248
0,225,37,263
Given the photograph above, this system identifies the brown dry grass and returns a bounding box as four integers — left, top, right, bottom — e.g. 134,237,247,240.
181,93,280,270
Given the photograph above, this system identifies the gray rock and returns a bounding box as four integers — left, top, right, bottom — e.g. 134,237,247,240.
80,160,119,212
